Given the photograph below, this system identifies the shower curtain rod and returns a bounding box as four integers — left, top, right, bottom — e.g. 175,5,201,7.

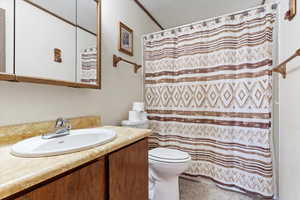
142,1,279,38
272,49,300,78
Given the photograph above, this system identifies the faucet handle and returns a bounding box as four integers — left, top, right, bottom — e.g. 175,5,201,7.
55,118,71,129
55,118,64,128
65,120,72,130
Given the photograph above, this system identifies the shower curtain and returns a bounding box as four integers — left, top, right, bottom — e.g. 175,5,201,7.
143,3,277,198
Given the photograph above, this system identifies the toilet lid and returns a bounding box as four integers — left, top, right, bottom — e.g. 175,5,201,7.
149,148,190,163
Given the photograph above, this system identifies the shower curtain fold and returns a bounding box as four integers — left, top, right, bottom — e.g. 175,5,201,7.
143,3,277,198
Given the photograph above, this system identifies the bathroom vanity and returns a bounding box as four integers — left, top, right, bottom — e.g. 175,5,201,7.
0,116,150,200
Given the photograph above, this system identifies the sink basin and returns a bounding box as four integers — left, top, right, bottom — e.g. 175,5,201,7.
11,128,117,158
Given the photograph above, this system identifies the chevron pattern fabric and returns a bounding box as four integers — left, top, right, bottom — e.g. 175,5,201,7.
81,47,97,84
143,4,277,198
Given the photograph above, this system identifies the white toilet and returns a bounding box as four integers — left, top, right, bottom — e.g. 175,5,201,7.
149,148,191,200
121,111,191,200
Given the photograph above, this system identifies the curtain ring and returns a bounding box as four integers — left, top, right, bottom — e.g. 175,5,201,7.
150,35,154,39
190,25,194,30
161,32,164,36
230,15,235,20
271,4,278,10
203,22,207,26
215,18,220,23
171,30,175,34
257,7,265,13
178,28,182,32
243,11,249,16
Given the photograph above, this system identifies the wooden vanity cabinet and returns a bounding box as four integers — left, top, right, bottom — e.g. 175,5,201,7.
9,138,148,200
14,158,106,200
109,138,148,200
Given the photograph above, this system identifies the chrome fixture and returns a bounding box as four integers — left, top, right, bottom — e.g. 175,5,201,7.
42,118,71,139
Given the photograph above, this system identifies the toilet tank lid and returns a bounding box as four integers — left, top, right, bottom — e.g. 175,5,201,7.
149,148,190,162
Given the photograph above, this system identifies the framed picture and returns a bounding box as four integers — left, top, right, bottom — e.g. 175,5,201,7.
119,22,133,56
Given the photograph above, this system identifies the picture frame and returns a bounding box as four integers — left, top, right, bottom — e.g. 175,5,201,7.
119,22,133,56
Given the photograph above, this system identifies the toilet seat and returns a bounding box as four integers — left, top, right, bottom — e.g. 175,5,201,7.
148,148,191,200
149,148,191,163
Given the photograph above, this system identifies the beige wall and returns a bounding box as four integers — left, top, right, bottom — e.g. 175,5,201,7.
0,0,14,74
0,0,160,126
278,0,300,199
0,8,5,73
15,0,77,82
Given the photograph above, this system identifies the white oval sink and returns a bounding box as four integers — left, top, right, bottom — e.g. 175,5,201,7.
11,128,117,158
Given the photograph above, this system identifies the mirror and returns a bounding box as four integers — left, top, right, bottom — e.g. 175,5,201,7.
0,0,100,88
0,0,14,75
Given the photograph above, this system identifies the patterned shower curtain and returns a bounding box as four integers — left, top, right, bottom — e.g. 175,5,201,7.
143,4,277,198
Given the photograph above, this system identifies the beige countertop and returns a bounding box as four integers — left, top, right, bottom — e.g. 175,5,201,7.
0,126,151,199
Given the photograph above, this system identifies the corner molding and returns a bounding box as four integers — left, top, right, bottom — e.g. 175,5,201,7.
133,0,164,30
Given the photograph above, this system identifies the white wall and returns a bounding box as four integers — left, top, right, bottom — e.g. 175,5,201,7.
30,0,76,24
28,0,97,33
15,0,76,82
139,0,261,28
77,0,97,33
278,0,300,199
0,0,14,74
0,0,160,126
0,8,5,73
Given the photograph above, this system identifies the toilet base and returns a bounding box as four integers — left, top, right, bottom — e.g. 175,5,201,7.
153,176,179,200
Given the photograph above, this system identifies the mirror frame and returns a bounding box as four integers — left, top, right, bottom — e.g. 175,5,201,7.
0,0,101,89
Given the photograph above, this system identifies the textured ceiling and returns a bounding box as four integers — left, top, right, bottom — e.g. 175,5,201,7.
138,0,263,29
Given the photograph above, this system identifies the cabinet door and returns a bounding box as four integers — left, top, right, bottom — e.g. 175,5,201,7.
109,139,148,200
14,158,106,200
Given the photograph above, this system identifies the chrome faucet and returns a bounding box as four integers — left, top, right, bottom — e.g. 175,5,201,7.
42,118,71,139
